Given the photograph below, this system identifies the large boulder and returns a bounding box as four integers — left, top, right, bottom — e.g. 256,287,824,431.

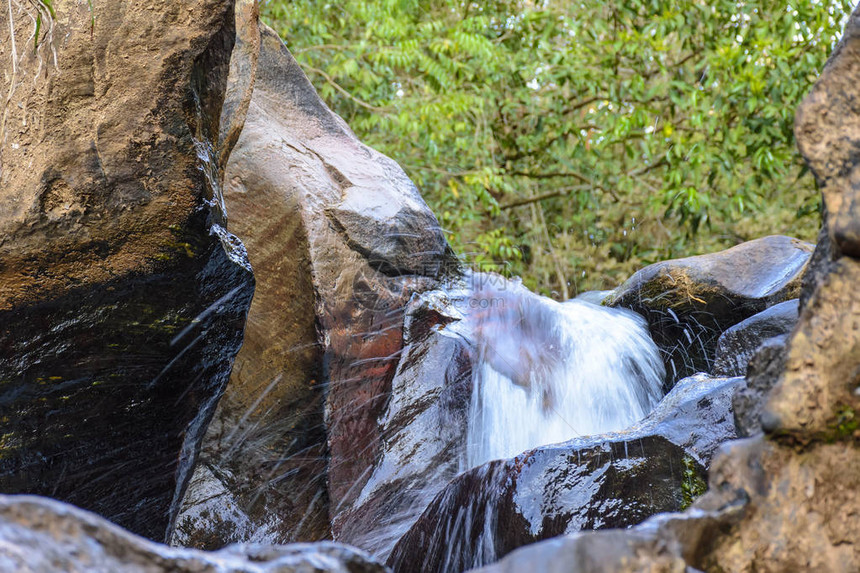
479,5,860,570
0,0,253,541
766,2,860,441
389,373,742,573
607,235,811,386
0,495,388,573
795,8,860,260
173,24,458,548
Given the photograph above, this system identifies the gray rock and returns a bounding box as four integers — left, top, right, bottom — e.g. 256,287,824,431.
389,435,703,573
733,335,788,437
331,290,472,559
623,373,744,465
171,463,268,550
0,495,388,573
328,185,455,277
713,299,798,376
468,504,728,573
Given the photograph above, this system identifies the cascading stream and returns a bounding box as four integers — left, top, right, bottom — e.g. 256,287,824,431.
445,273,665,469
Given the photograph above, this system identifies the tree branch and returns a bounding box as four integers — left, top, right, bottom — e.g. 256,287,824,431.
501,156,670,210
500,185,587,210
300,63,389,112
507,170,620,201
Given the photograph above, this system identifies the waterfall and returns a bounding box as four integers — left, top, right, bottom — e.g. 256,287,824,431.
446,273,665,469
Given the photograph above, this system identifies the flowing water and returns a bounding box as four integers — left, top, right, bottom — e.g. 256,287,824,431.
445,272,665,469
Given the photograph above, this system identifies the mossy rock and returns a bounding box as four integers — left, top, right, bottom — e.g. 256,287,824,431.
607,235,812,388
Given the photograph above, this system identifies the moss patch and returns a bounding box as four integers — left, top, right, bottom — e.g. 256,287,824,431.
681,455,708,509
827,405,859,442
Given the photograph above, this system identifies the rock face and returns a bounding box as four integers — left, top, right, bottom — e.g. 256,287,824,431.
712,299,799,377
621,373,744,465
795,10,860,260
0,0,254,542
173,25,457,548
480,5,860,571
607,235,811,386
0,495,388,573
389,373,742,573
766,3,860,443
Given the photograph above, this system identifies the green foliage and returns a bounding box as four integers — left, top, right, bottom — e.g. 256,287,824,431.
262,0,850,296
31,0,56,50
680,454,707,509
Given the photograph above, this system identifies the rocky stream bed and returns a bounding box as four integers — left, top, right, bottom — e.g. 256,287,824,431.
2,1,860,572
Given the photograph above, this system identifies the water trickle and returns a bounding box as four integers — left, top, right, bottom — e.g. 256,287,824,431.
444,272,665,469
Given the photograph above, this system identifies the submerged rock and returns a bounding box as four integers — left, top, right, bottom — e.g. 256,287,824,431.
388,373,742,573
0,0,253,541
174,24,457,548
607,235,811,386
712,299,799,377
0,495,388,573
572,289,614,305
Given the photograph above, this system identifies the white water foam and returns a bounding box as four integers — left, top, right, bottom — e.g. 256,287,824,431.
446,273,665,469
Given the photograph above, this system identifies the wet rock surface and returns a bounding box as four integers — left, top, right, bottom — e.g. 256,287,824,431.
607,235,811,386
621,373,743,464
480,6,860,570
0,495,388,573
712,298,798,377
331,291,473,559
175,24,457,548
479,435,860,573
389,436,704,573
0,0,254,541
172,20,329,550
2,0,856,570
389,372,741,573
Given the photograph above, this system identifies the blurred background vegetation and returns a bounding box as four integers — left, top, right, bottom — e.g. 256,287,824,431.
261,0,851,297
